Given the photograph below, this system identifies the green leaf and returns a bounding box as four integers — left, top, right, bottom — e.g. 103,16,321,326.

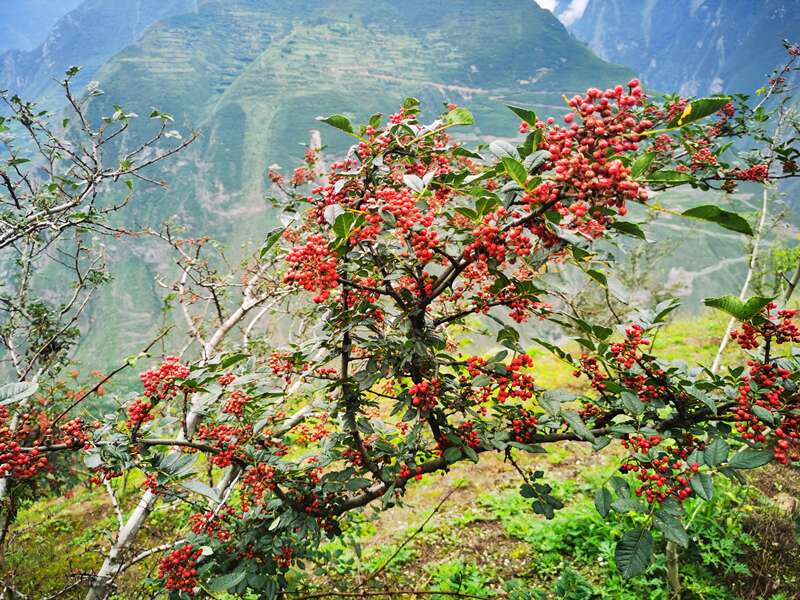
181,479,221,503
751,404,775,425
611,498,645,513
83,452,103,469
610,476,631,499
703,295,772,321
444,107,474,126
443,447,461,463
540,390,572,416
670,96,732,127
497,325,521,350
728,447,773,469
660,498,685,517
609,220,647,240
586,269,607,286
506,104,537,126
615,528,654,578
0,382,38,406
332,212,363,242
208,571,247,593
631,152,656,178
703,438,729,467
501,156,528,189
454,206,477,221
488,140,519,160
621,390,645,416
654,510,689,547
595,487,612,517
402,97,421,110
690,473,714,501
647,170,696,184
561,409,596,442
346,478,372,491
681,205,753,235
260,226,286,258
317,114,354,134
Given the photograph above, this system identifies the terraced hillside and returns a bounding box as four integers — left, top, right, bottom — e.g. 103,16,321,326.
0,0,196,107
61,0,635,371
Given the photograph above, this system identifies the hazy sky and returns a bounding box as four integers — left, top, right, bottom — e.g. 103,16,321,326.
533,0,590,26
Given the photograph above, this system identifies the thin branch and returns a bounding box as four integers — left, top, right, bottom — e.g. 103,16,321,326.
357,485,461,589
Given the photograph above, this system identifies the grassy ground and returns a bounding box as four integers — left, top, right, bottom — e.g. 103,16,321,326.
6,310,800,599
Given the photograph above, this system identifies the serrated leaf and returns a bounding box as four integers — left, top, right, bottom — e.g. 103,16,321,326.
332,212,363,242
443,446,461,463
83,452,103,469
703,295,772,321
501,156,528,189
751,404,775,425
506,104,537,126
0,381,38,405
631,152,656,178
445,107,474,126
648,170,696,184
615,528,654,578
561,409,596,442
682,205,753,235
317,114,354,134
208,571,247,593
670,96,732,127
659,497,685,517
586,269,607,286
524,149,550,171
611,498,645,513
728,447,773,469
403,174,425,193
609,220,647,240
610,476,631,498
690,473,714,501
488,140,519,160
346,478,372,490
654,510,688,547
595,487,612,517
260,226,286,258
454,206,477,221
181,479,221,503
323,203,345,225
621,390,645,416
703,438,729,467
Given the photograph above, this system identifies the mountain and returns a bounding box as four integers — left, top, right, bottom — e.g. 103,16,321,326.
0,0,196,107
545,0,800,95
46,0,634,368
0,0,83,53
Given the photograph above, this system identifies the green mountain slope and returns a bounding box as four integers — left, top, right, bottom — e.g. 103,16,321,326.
68,0,635,370
0,0,196,107
88,0,635,237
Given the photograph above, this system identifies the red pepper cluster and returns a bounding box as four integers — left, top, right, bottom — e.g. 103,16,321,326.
140,356,190,400
158,544,203,594
409,378,440,410
223,390,251,418
126,398,154,427
620,435,700,503
284,234,339,303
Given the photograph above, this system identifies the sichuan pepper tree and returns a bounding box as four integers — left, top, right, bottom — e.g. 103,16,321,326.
8,46,800,598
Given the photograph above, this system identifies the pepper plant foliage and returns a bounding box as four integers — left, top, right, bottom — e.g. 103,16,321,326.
7,65,800,597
